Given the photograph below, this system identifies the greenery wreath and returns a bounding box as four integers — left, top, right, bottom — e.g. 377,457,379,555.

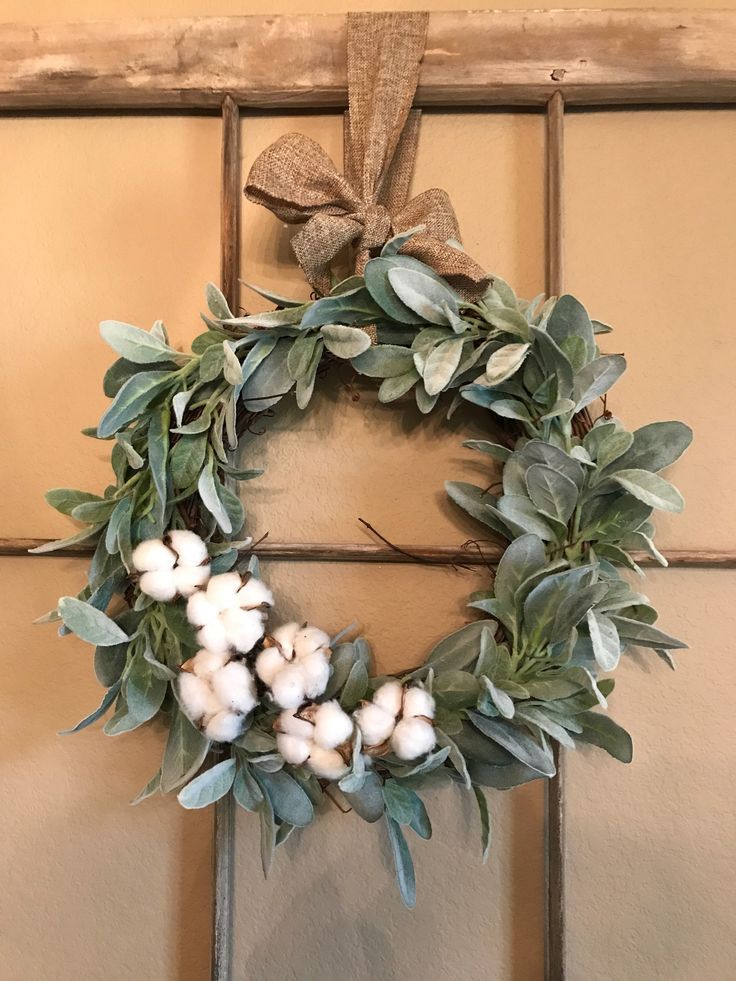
36,227,691,907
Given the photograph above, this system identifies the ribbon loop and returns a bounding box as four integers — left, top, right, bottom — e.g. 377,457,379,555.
244,12,490,301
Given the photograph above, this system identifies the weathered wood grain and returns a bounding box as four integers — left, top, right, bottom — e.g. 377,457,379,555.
6,537,736,567
220,96,240,317
1,10,736,110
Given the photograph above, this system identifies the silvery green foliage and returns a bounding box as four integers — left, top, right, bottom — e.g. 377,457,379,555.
36,228,690,906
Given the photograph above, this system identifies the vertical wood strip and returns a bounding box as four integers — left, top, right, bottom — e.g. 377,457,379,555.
220,94,241,313
212,94,240,981
545,89,566,981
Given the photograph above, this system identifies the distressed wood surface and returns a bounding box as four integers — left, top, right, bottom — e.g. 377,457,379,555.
6,538,736,567
2,10,736,110
220,96,240,317
212,775,234,981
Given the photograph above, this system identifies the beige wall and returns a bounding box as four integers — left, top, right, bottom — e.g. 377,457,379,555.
2,2,734,980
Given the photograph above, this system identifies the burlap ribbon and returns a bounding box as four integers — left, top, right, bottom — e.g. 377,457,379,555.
244,11,490,300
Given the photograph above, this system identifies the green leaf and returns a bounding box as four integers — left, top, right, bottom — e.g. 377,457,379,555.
611,469,684,513
233,762,264,811
573,354,626,411
98,370,172,438
205,282,234,320
422,337,465,396
258,790,276,877
546,295,595,363
100,320,179,364
170,431,207,489
343,770,385,822
58,597,129,646
525,464,578,524
321,324,372,358
575,711,633,763
522,566,596,650
486,306,530,340
387,266,459,325
130,770,161,805
467,712,556,776
198,458,232,533
126,653,167,722
462,439,511,462
253,768,314,827
160,707,211,793
385,816,416,909
434,729,471,788
494,534,547,615
472,786,492,863
485,342,530,385
382,779,418,825
300,287,383,328
178,758,236,808
241,340,294,411
425,621,488,673
481,677,514,719
514,705,576,750
223,342,244,386
489,398,532,423
608,420,692,475
378,369,421,403
339,659,369,710
148,405,169,519
59,680,122,734
587,610,621,671
351,344,414,379
45,488,102,517
608,615,687,650
445,481,511,537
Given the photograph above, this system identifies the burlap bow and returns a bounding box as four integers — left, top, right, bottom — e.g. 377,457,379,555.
244,11,490,301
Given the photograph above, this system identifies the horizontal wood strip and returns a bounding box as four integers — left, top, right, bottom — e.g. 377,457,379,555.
3,538,736,568
2,10,736,110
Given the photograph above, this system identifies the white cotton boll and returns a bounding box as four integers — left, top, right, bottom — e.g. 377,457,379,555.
192,648,229,679
372,679,404,718
354,703,396,747
196,618,230,654
312,700,354,750
278,709,314,740
186,590,219,628
211,661,258,715
270,663,307,710
390,718,436,761
138,569,178,602
300,651,331,700
166,529,208,567
173,564,210,597
271,622,300,659
178,672,220,723
255,646,287,687
221,607,264,654
276,733,312,765
205,710,244,743
132,538,176,573
307,745,349,781
401,686,436,720
237,578,274,611
206,573,243,611
293,625,331,659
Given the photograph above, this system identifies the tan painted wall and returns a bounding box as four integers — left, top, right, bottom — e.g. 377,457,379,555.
1,3,734,980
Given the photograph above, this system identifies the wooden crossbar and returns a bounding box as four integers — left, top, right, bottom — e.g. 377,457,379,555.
1,10,736,111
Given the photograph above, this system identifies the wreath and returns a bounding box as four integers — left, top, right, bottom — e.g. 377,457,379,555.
34,13,691,908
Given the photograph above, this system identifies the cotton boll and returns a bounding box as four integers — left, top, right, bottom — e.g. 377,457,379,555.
166,529,208,567
271,622,300,659
178,672,220,723
221,607,265,654
354,703,396,746
192,648,229,679
307,745,349,780
173,564,210,597
277,709,314,740
276,733,312,765
373,679,403,718
237,578,274,611
294,625,331,659
205,710,244,743
402,686,435,720
391,718,436,761
186,590,219,628
206,573,243,611
300,651,331,700
138,569,177,602
255,646,287,687
270,663,307,710
312,700,354,750
132,538,176,573
197,619,230,654
211,661,258,715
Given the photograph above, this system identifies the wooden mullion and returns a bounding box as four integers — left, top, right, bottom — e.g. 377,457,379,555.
545,90,567,981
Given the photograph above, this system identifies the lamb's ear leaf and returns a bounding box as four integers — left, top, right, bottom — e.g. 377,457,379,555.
472,786,492,863
59,679,122,735
574,711,633,763
385,815,417,909
58,597,130,646
342,770,385,823
160,708,211,794
177,758,236,809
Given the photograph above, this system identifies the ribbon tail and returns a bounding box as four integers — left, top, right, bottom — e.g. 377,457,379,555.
292,214,364,296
